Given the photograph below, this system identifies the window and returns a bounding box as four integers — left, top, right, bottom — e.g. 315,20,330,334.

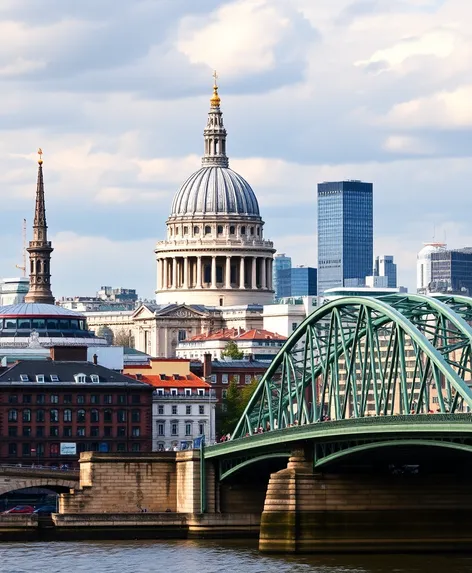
183,226,188,235
184,388,191,396
178,330,187,342
210,374,217,384
104,427,112,437
104,395,113,404
217,225,223,234
250,226,254,235
77,395,85,404
170,389,178,396
245,375,252,385
222,389,228,399
91,409,99,423
158,405,164,415
131,427,140,437
77,427,86,437
171,422,178,436
172,405,177,415
157,422,165,436
104,409,112,423
131,410,140,423
199,423,205,435
292,322,298,332
241,226,246,235
36,394,45,404
117,410,126,423
50,375,59,382
199,405,205,415
63,394,72,404
204,225,211,235
117,443,126,452
36,426,44,438
91,427,99,437
8,409,17,422
8,395,18,404
8,443,17,456
132,394,141,404
117,427,126,437
36,409,45,423
8,427,17,437
90,375,99,384
23,409,31,422
20,374,29,382
23,395,32,404
229,226,235,234
197,389,205,396
36,375,45,383
75,374,86,384
50,409,59,423
22,426,31,437
118,395,126,404
222,374,229,384
22,443,30,456
186,405,191,415
50,426,59,437
131,444,141,452
50,444,59,457
50,395,59,404
232,375,240,384
63,427,72,437
77,409,86,423
193,226,199,235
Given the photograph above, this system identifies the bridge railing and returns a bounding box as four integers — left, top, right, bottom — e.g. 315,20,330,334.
0,464,79,476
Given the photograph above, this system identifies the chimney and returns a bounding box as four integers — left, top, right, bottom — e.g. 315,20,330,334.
203,353,212,380
93,353,98,365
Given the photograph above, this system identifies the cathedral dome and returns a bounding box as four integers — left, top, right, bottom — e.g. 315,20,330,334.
170,166,260,218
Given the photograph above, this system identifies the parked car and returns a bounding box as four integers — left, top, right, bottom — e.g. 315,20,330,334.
33,505,56,516
3,505,35,514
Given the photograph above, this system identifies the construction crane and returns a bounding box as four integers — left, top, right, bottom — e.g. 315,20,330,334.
15,219,27,277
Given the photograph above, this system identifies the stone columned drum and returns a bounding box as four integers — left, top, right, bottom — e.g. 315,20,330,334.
155,78,275,307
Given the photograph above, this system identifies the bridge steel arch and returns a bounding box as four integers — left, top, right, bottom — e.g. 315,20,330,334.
231,295,472,440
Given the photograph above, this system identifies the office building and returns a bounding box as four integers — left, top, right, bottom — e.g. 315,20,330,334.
291,266,317,297
417,243,447,294
317,180,373,295
0,277,29,306
374,255,397,288
273,253,292,300
429,247,472,295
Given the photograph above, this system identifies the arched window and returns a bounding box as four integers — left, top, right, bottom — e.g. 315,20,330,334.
175,227,179,235
193,226,199,235
37,260,42,273
23,409,31,422
63,409,72,423
250,227,254,235
36,409,45,423
77,409,86,423
169,228,173,236
217,225,223,235
30,260,34,273
8,409,17,422
104,409,112,423
229,226,235,235
257,228,260,236
91,409,99,423
50,409,58,423
204,226,211,236
183,226,188,235
241,226,246,235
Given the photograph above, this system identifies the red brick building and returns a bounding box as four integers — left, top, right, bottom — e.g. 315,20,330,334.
0,359,153,467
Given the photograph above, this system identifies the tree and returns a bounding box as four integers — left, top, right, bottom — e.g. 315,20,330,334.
113,328,135,348
220,378,260,436
221,340,244,360
96,325,114,345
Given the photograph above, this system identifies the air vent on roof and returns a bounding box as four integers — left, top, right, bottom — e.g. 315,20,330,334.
173,374,180,380
160,374,166,380
136,373,142,380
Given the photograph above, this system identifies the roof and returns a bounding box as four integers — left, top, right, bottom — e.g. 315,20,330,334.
126,372,209,388
210,359,270,370
170,166,260,218
0,360,151,387
0,303,85,318
185,328,286,342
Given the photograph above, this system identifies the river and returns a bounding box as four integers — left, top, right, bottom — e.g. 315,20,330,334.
1,540,472,573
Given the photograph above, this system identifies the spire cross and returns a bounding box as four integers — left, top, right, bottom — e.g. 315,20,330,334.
213,70,218,87
37,148,43,165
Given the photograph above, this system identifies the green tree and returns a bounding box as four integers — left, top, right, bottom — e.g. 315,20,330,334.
220,378,260,436
221,340,244,360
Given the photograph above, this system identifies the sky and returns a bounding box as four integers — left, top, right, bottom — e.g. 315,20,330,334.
0,0,470,298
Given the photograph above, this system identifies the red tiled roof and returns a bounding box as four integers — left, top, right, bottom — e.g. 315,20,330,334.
126,372,209,388
186,328,286,342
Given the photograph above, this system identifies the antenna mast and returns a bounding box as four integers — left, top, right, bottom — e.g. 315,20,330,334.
15,219,27,277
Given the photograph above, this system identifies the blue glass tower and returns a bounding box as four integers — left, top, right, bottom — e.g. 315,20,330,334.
317,181,373,295
291,267,317,296
273,253,292,299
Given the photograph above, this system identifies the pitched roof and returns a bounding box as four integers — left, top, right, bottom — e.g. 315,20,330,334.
185,328,286,342
126,372,209,388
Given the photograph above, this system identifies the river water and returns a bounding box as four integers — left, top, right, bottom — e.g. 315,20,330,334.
1,540,472,573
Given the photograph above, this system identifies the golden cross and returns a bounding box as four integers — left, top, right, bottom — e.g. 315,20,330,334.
37,148,43,164
213,70,218,87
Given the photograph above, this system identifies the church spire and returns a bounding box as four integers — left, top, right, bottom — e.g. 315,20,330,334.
24,149,55,305
202,71,229,168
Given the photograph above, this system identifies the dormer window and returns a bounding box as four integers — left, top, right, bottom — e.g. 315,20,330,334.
50,375,59,382
20,374,29,382
90,374,99,384
184,388,192,396
156,388,164,396
197,389,205,396
170,388,178,396
36,375,45,383
74,374,86,384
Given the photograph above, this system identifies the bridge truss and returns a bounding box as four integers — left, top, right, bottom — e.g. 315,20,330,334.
232,294,472,440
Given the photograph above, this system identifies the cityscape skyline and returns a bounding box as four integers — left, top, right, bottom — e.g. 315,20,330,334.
0,1,471,298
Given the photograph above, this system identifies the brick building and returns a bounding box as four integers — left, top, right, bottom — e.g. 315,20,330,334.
0,357,153,467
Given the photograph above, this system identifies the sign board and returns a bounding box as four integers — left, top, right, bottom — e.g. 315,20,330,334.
30,448,36,454
60,443,77,456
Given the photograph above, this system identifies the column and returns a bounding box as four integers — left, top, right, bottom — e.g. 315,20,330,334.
156,259,161,291
163,258,168,290
184,257,189,289
261,257,267,289
268,258,272,290
225,255,231,288
252,257,257,289
172,257,177,289
239,257,245,289
211,256,217,288
197,256,202,289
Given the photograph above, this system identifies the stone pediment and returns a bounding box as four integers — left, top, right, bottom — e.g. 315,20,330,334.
156,304,210,320
132,304,159,320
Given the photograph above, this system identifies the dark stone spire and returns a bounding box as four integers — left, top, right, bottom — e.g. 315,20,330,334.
24,149,55,305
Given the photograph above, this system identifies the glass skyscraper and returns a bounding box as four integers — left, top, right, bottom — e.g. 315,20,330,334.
317,180,373,295
273,253,292,299
291,266,317,297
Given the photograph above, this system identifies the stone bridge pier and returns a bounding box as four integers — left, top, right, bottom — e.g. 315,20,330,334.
259,445,472,552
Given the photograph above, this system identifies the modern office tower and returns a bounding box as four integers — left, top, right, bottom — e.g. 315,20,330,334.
429,247,472,295
291,266,317,296
317,180,373,295
416,243,447,293
273,253,292,299
374,255,397,288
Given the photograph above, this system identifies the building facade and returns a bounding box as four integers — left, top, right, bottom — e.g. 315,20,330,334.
429,248,472,295
417,243,447,294
154,78,275,307
317,180,373,295
374,255,397,288
273,253,292,300
291,266,317,297
0,358,153,467
0,277,29,306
